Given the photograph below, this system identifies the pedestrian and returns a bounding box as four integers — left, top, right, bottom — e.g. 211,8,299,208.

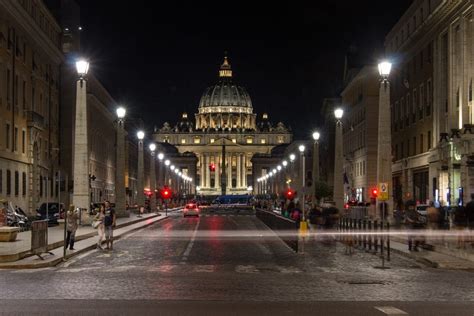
405,202,424,251
94,205,105,250
66,205,79,250
104,200,116,250
426,201,439,244
454,205,468,249
466,194,474,247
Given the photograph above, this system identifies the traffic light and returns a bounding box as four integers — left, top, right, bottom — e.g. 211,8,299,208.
371,188,378,199
209,163,216,172
285,188,295,200
160,187,172,199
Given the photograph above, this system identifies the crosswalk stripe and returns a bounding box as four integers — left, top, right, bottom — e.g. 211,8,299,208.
235,265,259,273
374,306,408,315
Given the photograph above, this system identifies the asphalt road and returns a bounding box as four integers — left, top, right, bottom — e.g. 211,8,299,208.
1,208,473,315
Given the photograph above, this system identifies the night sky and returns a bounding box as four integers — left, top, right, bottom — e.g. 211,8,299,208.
75,1,413,138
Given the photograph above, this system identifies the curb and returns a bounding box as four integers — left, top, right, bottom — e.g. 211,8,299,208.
0,215,169,269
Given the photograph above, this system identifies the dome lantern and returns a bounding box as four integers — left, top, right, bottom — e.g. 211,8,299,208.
219,56,232,79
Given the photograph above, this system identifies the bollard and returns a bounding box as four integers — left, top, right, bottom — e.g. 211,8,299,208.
374,220,378,253
363,219,367,250
386,222,391,261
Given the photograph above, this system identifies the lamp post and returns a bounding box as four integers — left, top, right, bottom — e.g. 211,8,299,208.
157,152,164,188
149,143,157,213
136,130,145,210
333,108,344,211
298,145,306,221
377,61,393,220
289,153,296,188
312,131,320,206
115,106,127,217
72,59,90,223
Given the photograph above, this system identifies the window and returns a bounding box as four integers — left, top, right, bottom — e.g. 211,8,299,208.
40,175,43,197
180,138,186,144
5,123,10,149
22,80,26,113
6,170,11,195
427,80,432,114
22,172,26,196
6,69,11,109
210,138,215,144
412,89,417,123
413,137,417,155
419,85,424,120
277,136,284,143
14,171,19,196
14,74,18,107
260,138,266,144
246,138,253,144
232,139,236,143
14,127,18,151
22,130,25,153
193,138,201,144
469,79,472,102
428,131,432,150
420,134,424,153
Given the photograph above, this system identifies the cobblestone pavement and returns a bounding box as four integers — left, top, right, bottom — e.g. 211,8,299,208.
0,209,473,305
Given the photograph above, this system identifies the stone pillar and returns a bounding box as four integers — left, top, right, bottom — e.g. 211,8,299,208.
227,154,232,190
376,80,393,218
215,153,221,191
205,154,211,189
72,78,90,217
242,154,247,189
137,139,145,207
237,153,241,188
115,118,128,217
333,120,344,211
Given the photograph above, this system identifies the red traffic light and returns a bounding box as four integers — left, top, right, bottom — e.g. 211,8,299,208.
285,189,295,200
371,188,378,198
160,187,172,199
209,163,216,172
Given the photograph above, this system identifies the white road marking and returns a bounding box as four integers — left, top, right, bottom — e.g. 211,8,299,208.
193,265,215,273
374,306,408,315
180,219,200,263
10,267,54,273
235,265,259,273
276,266,302,274
148,265,175,273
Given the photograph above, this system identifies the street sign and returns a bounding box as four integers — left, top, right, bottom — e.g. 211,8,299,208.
378,182,389,201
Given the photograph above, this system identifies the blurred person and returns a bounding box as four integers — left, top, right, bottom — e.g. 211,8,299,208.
66,205,79,250
94,205,105,250
454,205,468,249
405,202,424,251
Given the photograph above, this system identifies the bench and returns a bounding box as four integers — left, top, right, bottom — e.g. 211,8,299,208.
0,226,20,242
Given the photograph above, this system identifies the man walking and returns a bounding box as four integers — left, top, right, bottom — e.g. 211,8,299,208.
66,205,79,250
104,201,116,250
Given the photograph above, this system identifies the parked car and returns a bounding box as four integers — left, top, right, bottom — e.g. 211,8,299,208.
36,203,64,225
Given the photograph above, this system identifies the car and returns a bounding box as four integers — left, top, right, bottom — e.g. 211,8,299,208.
183,203,200,217
36,202,64,225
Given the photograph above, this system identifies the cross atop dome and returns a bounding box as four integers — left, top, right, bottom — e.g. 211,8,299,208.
219,54,232,78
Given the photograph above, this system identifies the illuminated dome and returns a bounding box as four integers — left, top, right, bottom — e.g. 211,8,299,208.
198,57,253,113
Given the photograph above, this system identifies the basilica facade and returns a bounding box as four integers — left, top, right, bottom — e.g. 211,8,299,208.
153,57,292,196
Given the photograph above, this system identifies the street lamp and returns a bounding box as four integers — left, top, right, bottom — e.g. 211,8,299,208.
282,160,288,167
149,143,157,213
289,154,296,162
333,108,344,211
115,106,127,217
312,131,320,206
170,165,175,170
72,59,90,222
136,130,145,209
298,145,306,221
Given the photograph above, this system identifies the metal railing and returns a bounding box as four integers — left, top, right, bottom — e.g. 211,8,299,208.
256,208,298,252
339,217,390,261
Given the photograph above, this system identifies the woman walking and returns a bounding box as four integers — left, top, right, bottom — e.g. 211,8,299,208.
95,205,106,250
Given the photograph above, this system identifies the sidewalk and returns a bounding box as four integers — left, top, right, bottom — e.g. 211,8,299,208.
388,238,474,270
0,207,182,269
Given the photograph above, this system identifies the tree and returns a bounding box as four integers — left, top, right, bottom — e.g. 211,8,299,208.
313,180,332,202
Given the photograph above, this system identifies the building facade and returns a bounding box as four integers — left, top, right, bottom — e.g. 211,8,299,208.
386,0,473,208
154,57,293,196
0,0,63,214
341,66,380,203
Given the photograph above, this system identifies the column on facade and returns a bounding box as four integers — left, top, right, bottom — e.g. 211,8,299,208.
215,153,221,190
200,153,205,188
241,154,247,189
227,154,232,190
204,154,210,188
237,153,242,188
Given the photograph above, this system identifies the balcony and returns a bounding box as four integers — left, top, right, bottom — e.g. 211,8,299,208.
26,110,45,131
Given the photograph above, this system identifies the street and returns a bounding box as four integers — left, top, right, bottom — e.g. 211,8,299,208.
1,209,473,315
